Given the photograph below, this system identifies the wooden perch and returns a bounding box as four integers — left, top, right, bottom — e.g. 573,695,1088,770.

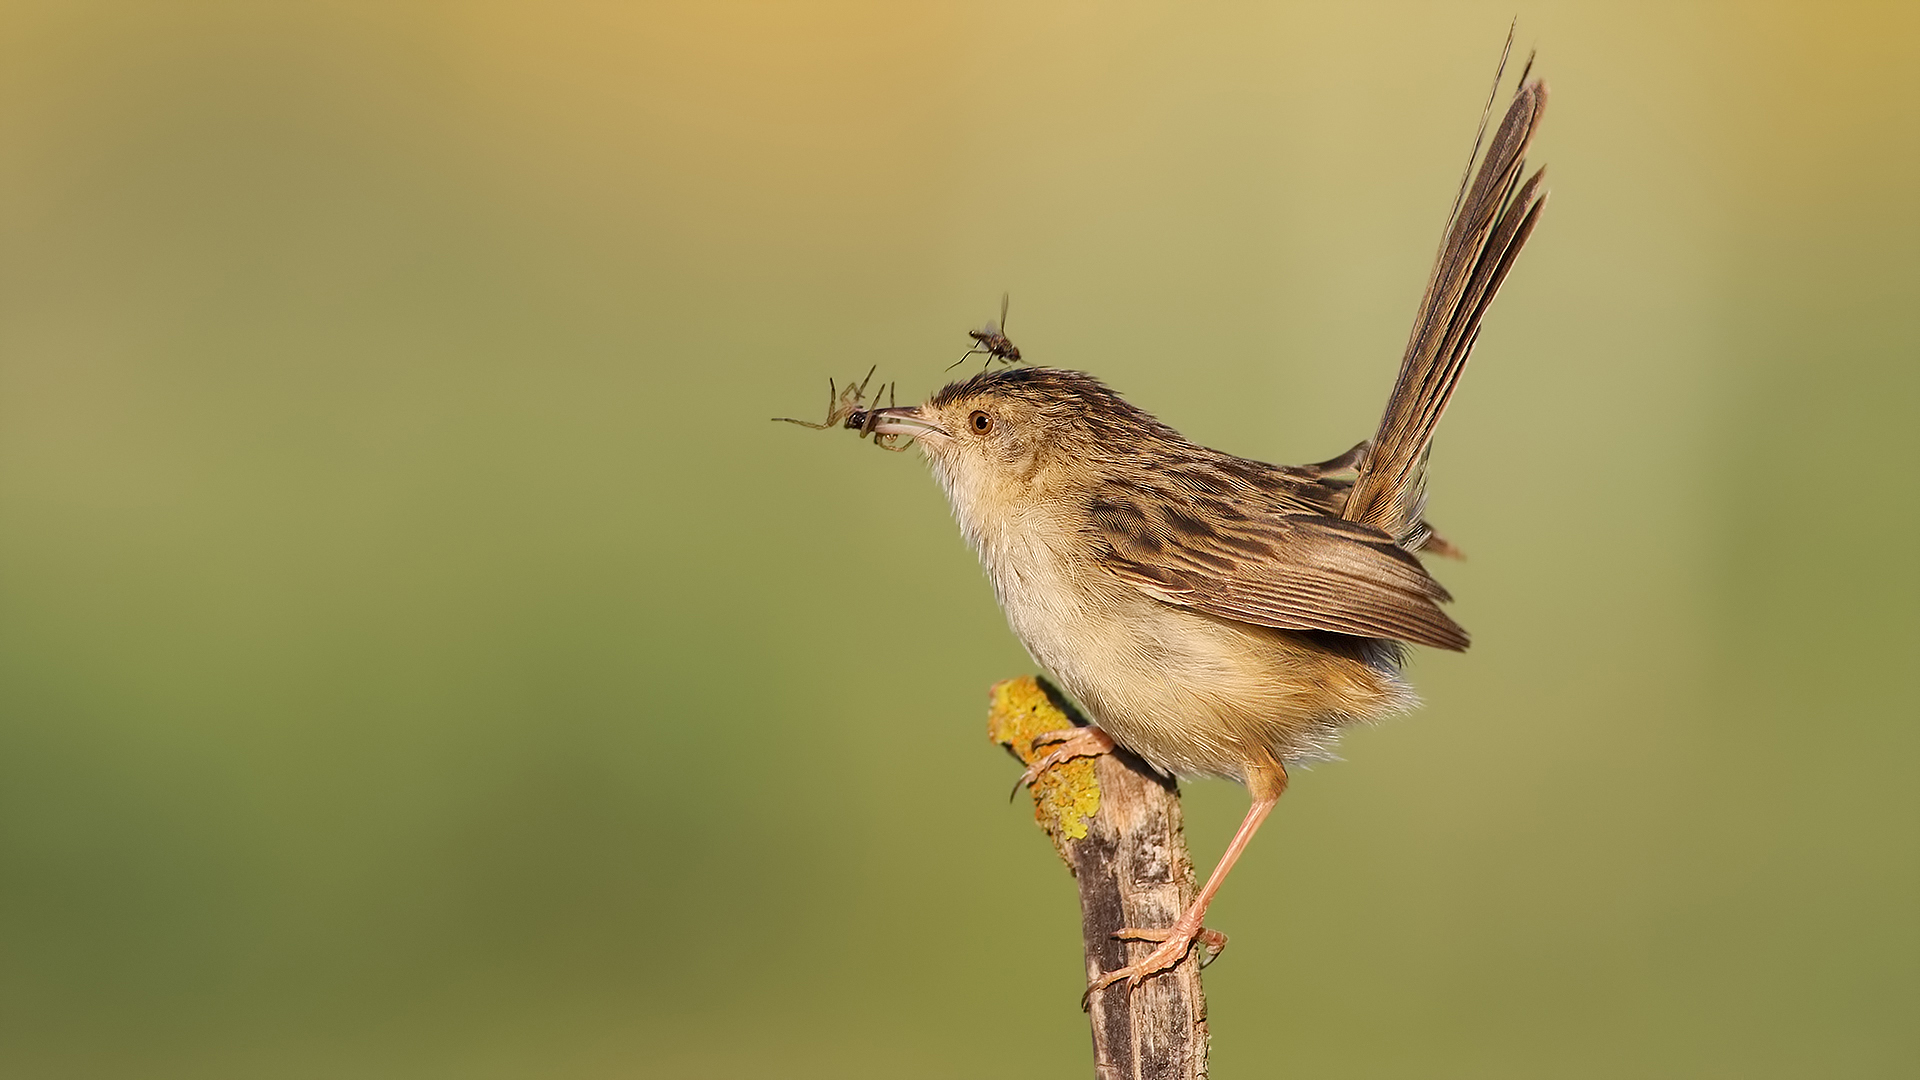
988,677,1211,1080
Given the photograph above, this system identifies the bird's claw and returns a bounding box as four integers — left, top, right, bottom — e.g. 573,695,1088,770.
1114,925,1228,964
1009,725,1116,801
1081,923,1226,1006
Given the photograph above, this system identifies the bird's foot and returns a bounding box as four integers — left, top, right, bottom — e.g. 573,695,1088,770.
1083,922,1227,1003
1012,725,1116,796
1115,924,1229,958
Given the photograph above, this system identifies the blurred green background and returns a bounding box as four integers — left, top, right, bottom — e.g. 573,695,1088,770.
2,2,1915,1076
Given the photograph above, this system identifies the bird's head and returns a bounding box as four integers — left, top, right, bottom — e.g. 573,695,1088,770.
866,367,1180,529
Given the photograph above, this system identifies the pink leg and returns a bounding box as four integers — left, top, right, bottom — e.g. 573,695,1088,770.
1086,760,1289,998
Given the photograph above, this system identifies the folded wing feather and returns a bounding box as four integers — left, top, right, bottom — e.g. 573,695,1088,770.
1089,485,1469,651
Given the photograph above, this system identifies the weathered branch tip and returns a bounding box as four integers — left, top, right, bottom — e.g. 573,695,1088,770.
987,676,1212,1080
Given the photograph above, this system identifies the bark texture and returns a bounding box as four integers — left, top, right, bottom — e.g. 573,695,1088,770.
988,677,1210,1080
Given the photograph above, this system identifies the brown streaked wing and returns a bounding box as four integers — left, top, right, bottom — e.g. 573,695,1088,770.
1228,442,1462,558
1088,485,1469,651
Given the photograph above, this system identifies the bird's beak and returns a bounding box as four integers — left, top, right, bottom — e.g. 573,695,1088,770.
868,406,950,443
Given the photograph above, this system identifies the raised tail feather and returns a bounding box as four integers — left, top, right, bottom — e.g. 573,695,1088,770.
1344,49,1549,547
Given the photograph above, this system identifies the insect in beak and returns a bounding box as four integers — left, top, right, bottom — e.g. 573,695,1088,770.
865,407,950,445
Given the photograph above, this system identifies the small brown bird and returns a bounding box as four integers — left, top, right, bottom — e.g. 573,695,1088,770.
859,67,1546,995
955,292,1022,368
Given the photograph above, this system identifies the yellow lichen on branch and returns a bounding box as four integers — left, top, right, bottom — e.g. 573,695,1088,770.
987,677,1100,845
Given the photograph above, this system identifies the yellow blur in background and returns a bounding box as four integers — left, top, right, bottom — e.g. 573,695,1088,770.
2,2,1915,1076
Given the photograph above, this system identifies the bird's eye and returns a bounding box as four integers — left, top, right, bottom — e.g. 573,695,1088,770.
969,410,993,434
